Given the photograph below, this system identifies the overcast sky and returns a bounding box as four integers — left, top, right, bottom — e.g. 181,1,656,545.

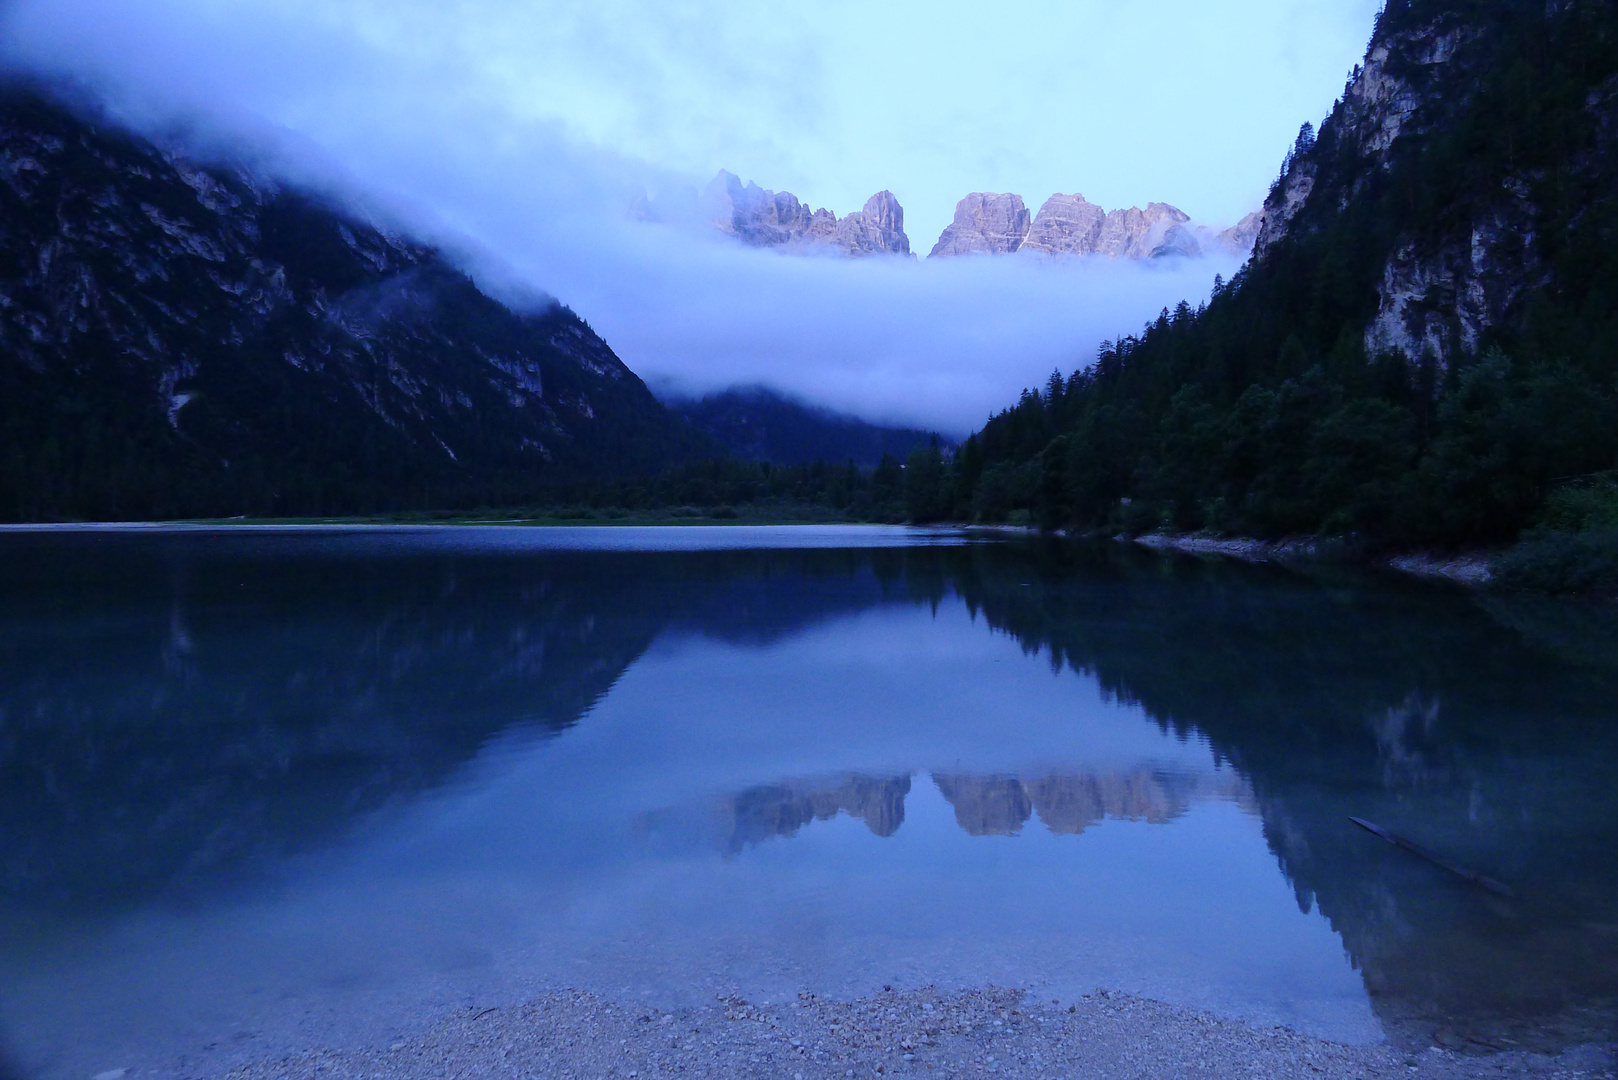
0,0,1382,433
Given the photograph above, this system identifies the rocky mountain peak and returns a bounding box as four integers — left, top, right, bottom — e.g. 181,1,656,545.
932,190,1256,260
835,190,910,257
702,171,910,257
1020,193,1106,255
928,192,1032,257
704,169,817,248
694,171,1254,263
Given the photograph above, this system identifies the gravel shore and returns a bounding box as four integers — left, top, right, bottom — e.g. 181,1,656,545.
1132,533,1496,587
216,986,1615,1080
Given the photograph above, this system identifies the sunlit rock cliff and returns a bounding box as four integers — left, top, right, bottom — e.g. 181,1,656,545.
702,170,911,257
928,192,1033,256
694,172,1253,262
929,191,1258,260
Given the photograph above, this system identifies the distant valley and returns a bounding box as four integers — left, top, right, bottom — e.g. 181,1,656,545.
664,385,945,468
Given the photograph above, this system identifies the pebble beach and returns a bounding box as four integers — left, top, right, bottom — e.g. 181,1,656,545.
215,986,1616,1080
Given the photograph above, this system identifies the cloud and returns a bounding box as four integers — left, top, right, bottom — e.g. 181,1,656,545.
1,0,1243,435
555,236,1237,436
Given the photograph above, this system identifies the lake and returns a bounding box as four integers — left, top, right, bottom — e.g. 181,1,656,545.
0,525,1614,1079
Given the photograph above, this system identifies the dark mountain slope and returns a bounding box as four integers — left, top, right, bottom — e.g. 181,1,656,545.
666,384,945,468
953,0,1618,547
0,84,710,521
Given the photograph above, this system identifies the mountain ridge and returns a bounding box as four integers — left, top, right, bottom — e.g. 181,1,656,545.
0,81,712,521
700,170,912,258
931,191,1259,260
693,171,1258,262
664,384,945,468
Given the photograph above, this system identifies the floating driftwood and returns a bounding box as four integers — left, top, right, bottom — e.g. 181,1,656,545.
1349,817,1516,897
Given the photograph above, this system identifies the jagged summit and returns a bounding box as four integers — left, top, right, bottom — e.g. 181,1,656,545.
930,191,1258,260
701,170,911,257
929,193,1032,257
683,170,1253,263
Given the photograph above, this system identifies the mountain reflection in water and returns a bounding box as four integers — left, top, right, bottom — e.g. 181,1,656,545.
0,527,1615,1072
657,768,1253,853
933,769,1251,836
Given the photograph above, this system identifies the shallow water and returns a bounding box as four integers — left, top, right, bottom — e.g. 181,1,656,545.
0,526,1614,1078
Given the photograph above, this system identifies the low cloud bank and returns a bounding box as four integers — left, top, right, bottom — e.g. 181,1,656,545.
565,237,1237,436
0,0,1243,435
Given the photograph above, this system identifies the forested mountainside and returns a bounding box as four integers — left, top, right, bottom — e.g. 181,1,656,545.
0,83,711,522
666,385,943,468
946,0,1618,551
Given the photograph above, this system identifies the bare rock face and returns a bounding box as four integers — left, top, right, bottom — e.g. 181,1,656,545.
1154,223,1204,258
1247,10,1546,365
1253,163,1316,257
1256,23,1474,259
702,171,910,258
945,194,1249,260
705,170,812,246
1214,211,1263,255
928,193,1032,257
699,171,1253,263
1097,202,1194,258
1020,193,1107,255
835,190,912,257
1363,194,1542,360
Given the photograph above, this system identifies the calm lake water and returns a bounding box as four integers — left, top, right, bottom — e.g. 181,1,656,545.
0,525,1615,1078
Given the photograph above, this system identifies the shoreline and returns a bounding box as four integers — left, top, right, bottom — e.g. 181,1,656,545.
0,520,1521,592
1131,532,1497,588
207,985,1612,1080
0,517,878,531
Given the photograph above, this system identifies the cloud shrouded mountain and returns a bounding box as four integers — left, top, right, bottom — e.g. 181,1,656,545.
0,84,710,520
0,0,1253,436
